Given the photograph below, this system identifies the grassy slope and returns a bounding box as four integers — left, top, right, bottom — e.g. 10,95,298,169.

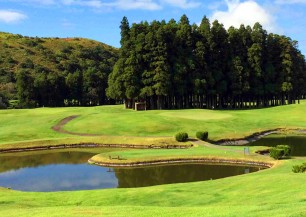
0,147,305,217
1,101,306,146
1,103,306,216
64,102,306,139
0,31,117,73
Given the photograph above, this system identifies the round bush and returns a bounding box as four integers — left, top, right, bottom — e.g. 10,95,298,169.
175,132,189,142
269,145,291,160
196,131,208,141
269,148,284,160
276,145,291,156
292,163,306,173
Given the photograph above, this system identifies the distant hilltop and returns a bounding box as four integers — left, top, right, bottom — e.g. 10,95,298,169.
0,32,119,108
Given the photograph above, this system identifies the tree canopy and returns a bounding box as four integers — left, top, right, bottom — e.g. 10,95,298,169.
0,32,118,108
107,15,306,109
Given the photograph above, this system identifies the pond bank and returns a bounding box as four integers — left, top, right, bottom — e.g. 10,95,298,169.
213,128,306,146
88,156,273,168
0,143,192,154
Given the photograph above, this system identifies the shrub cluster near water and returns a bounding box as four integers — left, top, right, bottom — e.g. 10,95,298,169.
196,131,208,141
269,145,291,160
175,132,188,142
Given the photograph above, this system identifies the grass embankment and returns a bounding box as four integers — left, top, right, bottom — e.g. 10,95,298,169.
0,106,186,149
0,148,305,217
1,101,306,148
89,144,273,167
1,102,306,216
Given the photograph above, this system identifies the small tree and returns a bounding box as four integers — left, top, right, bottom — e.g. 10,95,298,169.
175,132,189,142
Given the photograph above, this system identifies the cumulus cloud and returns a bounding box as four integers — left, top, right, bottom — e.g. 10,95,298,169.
0,10,27,23
275,0,306,4
211,0,279,32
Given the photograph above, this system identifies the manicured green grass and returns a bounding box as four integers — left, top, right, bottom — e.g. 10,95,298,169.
64,102,306,139
89,144,272,165
1,101,306,146
1,103,306,216
0,147,305,217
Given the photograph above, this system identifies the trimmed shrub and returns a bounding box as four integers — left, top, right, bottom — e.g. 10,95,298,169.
269,145,291,160
269,148,284,160
276,145,291,156
196,131,208,141
175,132,189,142
292,163,306,173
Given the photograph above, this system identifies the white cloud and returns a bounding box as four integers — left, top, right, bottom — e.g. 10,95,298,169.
275,0,306,4
162,0,201,9
0,10,27,23
211,0,279,32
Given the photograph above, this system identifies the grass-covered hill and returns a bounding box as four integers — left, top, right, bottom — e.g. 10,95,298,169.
0,32,118,108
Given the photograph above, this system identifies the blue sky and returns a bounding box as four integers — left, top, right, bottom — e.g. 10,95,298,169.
0,0,305,55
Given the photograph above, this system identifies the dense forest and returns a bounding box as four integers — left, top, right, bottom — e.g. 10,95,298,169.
0,32,118,108
1,15,306,110
107,15,306,110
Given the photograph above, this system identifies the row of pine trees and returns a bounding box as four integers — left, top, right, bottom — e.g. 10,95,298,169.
107,15,306,110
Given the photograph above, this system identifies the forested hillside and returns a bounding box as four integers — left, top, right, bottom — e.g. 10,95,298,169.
0,32,118,108
107,15,306,110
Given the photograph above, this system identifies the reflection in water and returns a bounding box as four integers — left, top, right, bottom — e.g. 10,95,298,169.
0,149,264,192
249,135,306,156
114,164,262,188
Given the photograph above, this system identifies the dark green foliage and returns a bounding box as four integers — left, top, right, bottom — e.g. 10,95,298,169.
108,16,306,110
276,145,291,156
0,93,8,109
175,132,189,142
196,131,208,141
0,32,118,107
269,148,284,160
269,145,291,160
292,163,306,173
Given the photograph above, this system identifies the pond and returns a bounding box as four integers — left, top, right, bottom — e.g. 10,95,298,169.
0,148,264,192
249,134,306,156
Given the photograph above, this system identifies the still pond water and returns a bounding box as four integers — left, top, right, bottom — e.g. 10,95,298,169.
0,148,264,192
249,134,306,156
